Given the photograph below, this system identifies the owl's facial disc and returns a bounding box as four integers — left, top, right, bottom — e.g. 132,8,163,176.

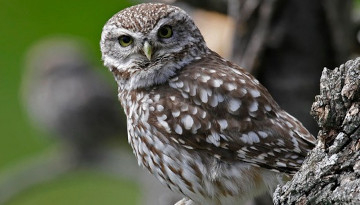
101,3,209,90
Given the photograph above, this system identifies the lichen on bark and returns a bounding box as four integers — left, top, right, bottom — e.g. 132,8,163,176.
273,58,360,204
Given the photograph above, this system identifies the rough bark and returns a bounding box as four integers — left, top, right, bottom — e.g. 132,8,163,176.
273,57,360,204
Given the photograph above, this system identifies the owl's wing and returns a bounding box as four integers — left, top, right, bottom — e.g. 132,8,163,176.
150,52,316,174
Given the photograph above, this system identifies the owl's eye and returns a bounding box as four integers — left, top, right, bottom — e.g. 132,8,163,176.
118,35,133,47
158,25,173,38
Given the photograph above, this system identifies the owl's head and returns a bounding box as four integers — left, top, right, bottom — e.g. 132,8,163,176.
100,3,208,90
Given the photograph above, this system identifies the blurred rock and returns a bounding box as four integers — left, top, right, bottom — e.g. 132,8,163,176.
21,37,126,160
191,9,234,59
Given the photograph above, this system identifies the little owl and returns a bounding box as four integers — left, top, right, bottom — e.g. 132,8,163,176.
100,3,315,205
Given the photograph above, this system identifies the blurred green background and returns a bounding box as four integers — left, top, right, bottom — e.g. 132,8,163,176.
0,0,140,204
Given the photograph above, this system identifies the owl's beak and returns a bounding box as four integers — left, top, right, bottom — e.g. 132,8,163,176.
143,41,152,61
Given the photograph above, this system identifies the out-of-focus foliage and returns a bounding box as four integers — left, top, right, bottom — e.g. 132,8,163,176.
0,0,139,204
6,171,138,205
356,0,360,7
0,0,132,168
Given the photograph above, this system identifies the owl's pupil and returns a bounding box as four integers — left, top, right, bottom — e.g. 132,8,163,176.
160,28,168,36
122,36,131,43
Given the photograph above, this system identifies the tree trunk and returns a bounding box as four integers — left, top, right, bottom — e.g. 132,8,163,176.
230,0,353,136
273,57,360,204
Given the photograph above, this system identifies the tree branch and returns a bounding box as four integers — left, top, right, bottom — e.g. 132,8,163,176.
273,57,360,204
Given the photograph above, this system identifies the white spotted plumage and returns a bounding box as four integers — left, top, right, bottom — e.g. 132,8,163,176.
100,3,316,205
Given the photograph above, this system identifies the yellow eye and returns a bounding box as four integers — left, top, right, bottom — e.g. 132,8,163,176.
158,25,173,38
118,35,133,47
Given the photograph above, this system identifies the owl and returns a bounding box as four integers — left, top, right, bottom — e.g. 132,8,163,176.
100,3,316,205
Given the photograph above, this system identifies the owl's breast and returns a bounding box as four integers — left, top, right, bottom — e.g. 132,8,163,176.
123,89,208,197
123,87,278,204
